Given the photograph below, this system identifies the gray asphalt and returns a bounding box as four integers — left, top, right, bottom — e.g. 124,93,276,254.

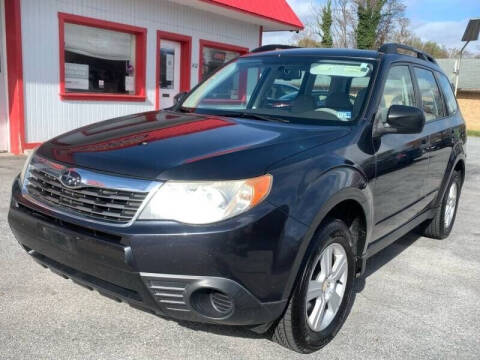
1,138,479,360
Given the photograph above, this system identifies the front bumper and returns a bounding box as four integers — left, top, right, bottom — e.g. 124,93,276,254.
9,178,307,326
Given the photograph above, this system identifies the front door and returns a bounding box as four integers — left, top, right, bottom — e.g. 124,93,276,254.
372,65,430,240
0,6,8,152
159,40,181,109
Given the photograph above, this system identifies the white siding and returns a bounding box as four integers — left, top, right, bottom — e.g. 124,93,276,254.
20,0,259,142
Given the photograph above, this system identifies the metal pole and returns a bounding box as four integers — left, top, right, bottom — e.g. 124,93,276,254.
454,41,470,96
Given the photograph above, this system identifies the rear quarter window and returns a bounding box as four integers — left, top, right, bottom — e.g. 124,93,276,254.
437,73,458,115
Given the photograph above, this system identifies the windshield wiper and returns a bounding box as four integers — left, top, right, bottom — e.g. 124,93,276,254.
220,112,290,123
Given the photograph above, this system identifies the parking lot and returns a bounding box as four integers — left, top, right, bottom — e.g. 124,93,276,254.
1,138,479,360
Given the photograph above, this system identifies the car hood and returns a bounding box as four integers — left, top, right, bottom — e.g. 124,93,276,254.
37,111,350,180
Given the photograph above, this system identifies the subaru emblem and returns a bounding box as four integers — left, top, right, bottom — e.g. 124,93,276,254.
60,169,82,189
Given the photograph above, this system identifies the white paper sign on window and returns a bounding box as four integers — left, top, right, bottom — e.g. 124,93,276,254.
65,63,89,90
125,76,135,92
166,53,174,82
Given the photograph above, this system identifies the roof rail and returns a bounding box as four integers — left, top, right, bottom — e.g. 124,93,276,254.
379,43,437,64
251,44,299,53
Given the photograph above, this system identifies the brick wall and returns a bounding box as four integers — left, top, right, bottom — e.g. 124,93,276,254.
457,91,480,131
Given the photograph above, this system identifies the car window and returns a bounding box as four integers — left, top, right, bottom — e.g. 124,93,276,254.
437,73,458,115
414,67,446,122
182,58,375,125
377,65,416,123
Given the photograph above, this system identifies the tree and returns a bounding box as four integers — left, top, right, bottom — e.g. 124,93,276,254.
356,0,386,49
295,35,322,48
319,0,333,47
375,0,407,48
332,0,356,48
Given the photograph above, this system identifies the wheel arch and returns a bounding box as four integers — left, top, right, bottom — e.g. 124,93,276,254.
434,151,466,208
281,177,374,300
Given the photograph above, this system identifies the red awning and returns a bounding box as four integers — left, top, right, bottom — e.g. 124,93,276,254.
200,0,304,30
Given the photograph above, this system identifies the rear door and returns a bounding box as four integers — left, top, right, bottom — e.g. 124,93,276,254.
412,67,453,199
372,64,430,240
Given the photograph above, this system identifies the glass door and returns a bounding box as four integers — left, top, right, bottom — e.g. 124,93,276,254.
159,40,181,109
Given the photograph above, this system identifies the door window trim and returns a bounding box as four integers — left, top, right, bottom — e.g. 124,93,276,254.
372,62,418,129
411,65,449,123
434,71,458,117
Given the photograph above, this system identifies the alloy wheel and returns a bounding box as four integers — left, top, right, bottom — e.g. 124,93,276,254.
306,243,348,332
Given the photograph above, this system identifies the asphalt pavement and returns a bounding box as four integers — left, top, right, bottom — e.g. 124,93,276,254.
1,138,479,359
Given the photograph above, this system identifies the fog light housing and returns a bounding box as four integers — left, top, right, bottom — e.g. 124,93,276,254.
190,288,234,318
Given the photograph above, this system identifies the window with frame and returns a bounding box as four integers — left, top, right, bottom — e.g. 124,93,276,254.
200,42,247,81
414,67,446,121
377,66,416,123
437,72,458,115
59,14,146,100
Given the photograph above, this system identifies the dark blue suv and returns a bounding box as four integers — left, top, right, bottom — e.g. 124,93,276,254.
8,43,466,353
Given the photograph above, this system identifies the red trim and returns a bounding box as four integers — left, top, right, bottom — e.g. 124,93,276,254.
199,0,304,30
24,142,42,150
198,39,248,82
155,31,192,110
5,0,25,154
58,13,147,102
259,26,263,46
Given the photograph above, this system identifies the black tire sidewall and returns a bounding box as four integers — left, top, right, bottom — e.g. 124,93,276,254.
290,219,356,351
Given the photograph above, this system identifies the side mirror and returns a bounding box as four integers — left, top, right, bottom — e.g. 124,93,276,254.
174,92,188,105
376,105,425,136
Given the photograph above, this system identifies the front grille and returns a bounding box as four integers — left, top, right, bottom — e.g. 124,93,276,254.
26,168,148,224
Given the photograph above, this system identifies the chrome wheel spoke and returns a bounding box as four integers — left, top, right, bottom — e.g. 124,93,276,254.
321,246,333,276
328,291,342,314
309,297,326,331
307,281,324,301
330,255,347,282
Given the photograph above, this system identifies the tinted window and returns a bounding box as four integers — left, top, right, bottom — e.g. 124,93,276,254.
437,73,458,115
414,68,446,121
377,66,416,123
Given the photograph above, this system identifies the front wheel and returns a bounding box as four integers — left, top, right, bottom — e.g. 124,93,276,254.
273,219,356,353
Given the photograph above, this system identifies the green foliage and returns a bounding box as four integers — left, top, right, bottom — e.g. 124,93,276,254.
467,129,480,137
402,35,450,58
296,36,322,48
356,0,386,49
320,0,333,48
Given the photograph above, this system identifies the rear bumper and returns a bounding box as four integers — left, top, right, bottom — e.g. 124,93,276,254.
8,178,306,326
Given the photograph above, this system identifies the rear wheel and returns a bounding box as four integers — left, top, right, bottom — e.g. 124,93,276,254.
273,219,356,353
420,171,462,239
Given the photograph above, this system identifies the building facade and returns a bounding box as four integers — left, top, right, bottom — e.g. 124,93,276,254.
437,58,480,131
0,0,303,154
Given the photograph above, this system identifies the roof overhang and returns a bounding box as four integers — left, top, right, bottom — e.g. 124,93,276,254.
169,0,304,31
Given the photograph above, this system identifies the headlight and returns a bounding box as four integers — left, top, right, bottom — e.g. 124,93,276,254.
139,174,273,224
19,149,37,186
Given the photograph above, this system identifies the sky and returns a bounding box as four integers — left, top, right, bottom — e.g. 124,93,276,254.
263,0,480,53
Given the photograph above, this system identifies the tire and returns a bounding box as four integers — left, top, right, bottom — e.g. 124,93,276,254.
273,218,356,353
420,171,462,240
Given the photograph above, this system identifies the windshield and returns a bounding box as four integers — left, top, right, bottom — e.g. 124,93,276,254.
181,56,376,125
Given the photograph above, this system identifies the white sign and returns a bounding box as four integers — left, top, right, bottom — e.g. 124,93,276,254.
65,63,89,90
166,53,174,82
125,76,135,92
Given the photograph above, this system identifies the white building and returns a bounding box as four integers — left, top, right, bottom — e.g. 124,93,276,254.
0,0,303,154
